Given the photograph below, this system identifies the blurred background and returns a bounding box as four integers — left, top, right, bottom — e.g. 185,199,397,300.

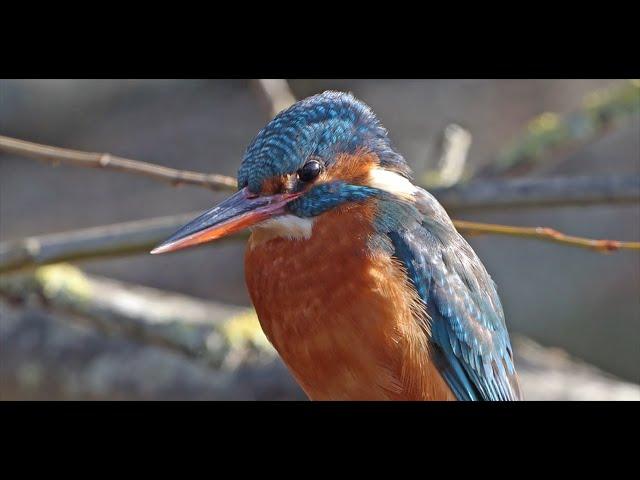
1,79,639,400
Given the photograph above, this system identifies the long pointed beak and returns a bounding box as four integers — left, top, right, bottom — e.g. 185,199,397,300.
150,187,300,254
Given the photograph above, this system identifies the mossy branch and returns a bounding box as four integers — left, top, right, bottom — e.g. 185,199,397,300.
2,265,637,400
477,79,640,178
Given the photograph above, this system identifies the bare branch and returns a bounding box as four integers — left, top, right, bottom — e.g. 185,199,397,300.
251,79,297,118
431,174,640,212
453,220,640,252
421,124,473,188
0,212,248,274
0,135,237,191
3,189,638,275
3,133,636,212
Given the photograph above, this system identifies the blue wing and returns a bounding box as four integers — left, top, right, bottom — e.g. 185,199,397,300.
386,193,522,401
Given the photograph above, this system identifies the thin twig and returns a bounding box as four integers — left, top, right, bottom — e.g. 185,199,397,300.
453,220,640,252
0,135,237,191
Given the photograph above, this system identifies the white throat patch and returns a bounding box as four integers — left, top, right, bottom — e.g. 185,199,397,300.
252,215,314,241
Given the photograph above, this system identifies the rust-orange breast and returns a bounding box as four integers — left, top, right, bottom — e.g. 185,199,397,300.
245,200,456,400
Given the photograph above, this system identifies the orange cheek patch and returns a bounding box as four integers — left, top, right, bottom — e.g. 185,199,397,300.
260,175,292,195
321,149,380,185
258,149,380,195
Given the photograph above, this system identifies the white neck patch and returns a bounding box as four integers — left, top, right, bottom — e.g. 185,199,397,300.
251,215,314,241
367,167,418,200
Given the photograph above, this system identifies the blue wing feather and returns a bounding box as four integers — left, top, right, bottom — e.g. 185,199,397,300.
385,191,521,401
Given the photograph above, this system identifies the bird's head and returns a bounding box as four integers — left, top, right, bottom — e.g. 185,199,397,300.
151,91,422,254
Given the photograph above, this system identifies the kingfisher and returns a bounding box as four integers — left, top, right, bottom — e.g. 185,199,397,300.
151,91,522,401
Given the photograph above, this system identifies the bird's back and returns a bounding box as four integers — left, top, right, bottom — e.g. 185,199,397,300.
396,187,522,400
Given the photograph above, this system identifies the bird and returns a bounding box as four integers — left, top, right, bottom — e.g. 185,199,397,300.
151,91,522,401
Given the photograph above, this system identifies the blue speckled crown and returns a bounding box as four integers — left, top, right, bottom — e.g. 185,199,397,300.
237,91,410,192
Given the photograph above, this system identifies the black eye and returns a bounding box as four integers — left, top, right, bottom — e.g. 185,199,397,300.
297,160,322,183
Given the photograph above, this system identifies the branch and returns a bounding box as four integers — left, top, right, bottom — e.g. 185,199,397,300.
251,79,297,118
0,265,305,400
453,220,640,253
0,212,248,273
3,133,637,211
1,82,638,273
421,123,473,188
431,174,640,211
512,336,640,401
3,199,639,274
2,267,637,400
0,135,237,191
0,264,269,367
477,80,640,178
0,78,294,191
246,80,639,212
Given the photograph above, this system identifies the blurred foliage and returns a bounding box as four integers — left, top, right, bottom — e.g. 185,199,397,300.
486,79,640,177
222,310,273,353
